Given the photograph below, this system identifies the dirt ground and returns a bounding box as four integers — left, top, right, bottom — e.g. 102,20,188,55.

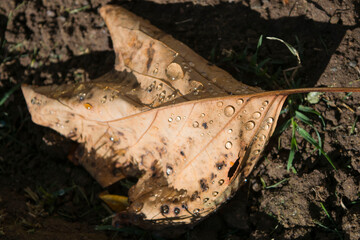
1,0,360,239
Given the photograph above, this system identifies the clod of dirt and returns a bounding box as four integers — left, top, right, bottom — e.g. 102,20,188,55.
260,170,329,228
334,170,360,202
342,206,360,240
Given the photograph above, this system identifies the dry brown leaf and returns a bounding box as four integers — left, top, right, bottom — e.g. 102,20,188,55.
21,5,360,229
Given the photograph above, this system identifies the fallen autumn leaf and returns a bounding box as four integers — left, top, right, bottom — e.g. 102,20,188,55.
22,4,360,229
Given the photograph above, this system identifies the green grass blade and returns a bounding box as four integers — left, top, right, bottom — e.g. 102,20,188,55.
266,178,289,189
297,127,336,170
287,136,297,171
298,105,326,127
266,36,301,65
287,118,298,171
295,110,313,126
274,118,291,135
0,84,20,106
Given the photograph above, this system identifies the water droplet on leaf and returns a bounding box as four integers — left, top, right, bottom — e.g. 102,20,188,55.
245,121,255,130
84,103,92,110
225,141,232,149
161,205,169,214
133,202,143,212
174,207,180,215
166,62,184,80
236,98,244,105
252,112,261,119
224,105,235,117
78,92,86,101
166,166,173,175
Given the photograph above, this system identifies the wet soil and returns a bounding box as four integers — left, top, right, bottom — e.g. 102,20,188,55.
1,0,360,239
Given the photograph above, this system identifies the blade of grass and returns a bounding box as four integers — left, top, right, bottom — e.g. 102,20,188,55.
266,36,301,65
349,116,358,135
298,105,326,127
266,178,289,189
319,202,343,240
297,127,336,170
287,118,298,171
0,84,20,106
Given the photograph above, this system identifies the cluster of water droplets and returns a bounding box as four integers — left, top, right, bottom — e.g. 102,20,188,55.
30,97,42,105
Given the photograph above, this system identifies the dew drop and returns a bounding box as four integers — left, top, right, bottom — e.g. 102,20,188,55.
110,137,114,142
253,150,261,155
78,92,86,101
201,113,205,117
262,100,269,106
263,124,270,130
84,103,92,110
245,121,255,130
236,98,244,105
147,81,156,92
209,120,213,124
156,83,163,90
166,166,173,175
133,202,144,212
203,198,209,203
217,101,223,107
174,207,180,215
225,141,232,149
189,61,195,67
259,134,266,141
100,95,107,103
260,107,264,111
161,205,169,214
166,62,184,80
168,117,173,122
252,111,261,119
227,129,233,134
200,133,204,137
224,105,235,117
176,116,181,121
212,191,218,196
267,117,274,124
31,97,42,105
193,121,199,128
159,90,166,100
193,208,200,214
218,179,224,185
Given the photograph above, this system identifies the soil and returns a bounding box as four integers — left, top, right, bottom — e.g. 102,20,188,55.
1,0,360,239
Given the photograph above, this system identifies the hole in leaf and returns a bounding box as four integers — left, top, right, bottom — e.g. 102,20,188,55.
227,158,240,179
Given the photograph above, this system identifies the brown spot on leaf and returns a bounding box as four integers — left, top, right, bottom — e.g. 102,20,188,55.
216,161,226,170
146,41,155,72
210,173,217,180
190,191,199,201
199,178,209,192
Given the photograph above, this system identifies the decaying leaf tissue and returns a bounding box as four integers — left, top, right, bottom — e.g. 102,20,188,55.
22,5,360,229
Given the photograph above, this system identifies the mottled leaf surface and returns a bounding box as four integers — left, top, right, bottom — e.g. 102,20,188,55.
22,5,360,229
